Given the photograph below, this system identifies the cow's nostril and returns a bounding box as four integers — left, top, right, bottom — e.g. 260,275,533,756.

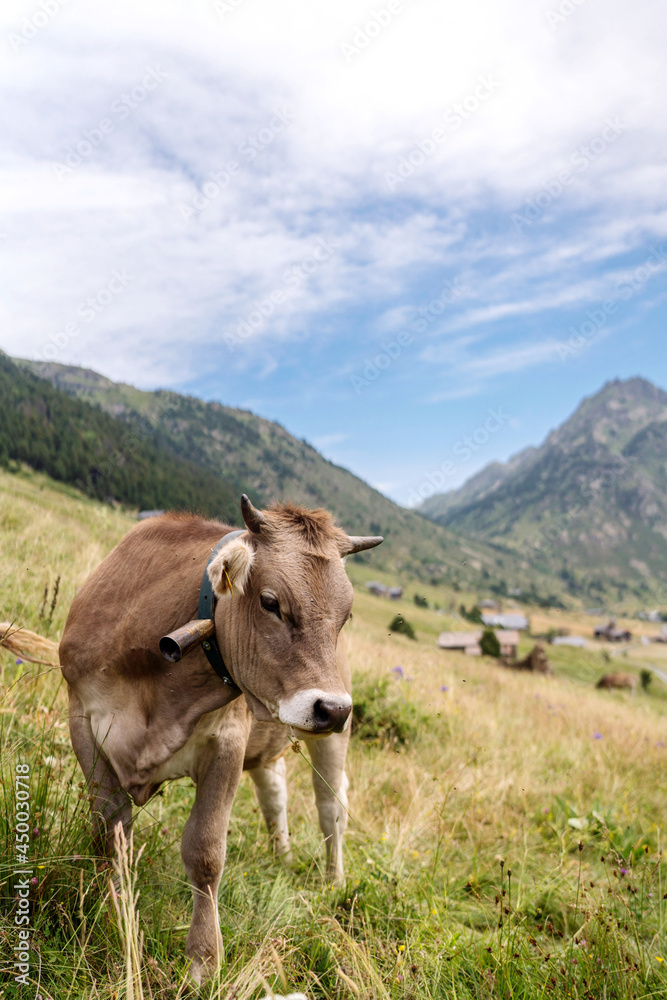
312,699,351,734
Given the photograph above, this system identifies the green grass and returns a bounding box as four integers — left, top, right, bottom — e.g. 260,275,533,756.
1,469,666,998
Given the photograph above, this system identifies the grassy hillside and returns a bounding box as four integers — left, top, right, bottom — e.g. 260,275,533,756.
0,353,241,523
1,469,666,999
420,378,667,607
14,356,570,602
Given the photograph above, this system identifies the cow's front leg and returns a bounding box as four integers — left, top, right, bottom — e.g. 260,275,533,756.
305,729,350,884
248,755,292,860
67,686,132,856
181,727,246,985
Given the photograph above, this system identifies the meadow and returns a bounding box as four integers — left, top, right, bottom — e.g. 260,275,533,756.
1,466,666,999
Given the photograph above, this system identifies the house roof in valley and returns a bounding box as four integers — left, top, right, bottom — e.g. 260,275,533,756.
481,612,529,629
438,629,519,649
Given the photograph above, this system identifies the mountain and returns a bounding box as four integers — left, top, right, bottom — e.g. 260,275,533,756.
10,355,554,597
421,446,538,518
0,352,241,521
420,377,667,604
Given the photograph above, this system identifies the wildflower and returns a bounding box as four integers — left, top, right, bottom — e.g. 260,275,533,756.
620,868,628,875
397,945,405,952
32,828,39,838
30,877,37,886
440,685,448,691
656,956,664,962
412,850,419,858
160,826,168,835
392,665,404,677
16,658,23,665
593,732,603,740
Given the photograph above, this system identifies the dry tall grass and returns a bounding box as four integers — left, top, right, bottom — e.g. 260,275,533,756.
1,466,665,998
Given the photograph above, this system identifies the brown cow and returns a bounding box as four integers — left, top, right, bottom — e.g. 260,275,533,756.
59,496,382,983
596,672,637,693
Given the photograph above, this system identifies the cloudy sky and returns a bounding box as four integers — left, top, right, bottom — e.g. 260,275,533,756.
2,0,666,505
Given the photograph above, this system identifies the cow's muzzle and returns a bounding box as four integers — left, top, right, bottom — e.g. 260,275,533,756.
278,689,352,735
311,698,352,734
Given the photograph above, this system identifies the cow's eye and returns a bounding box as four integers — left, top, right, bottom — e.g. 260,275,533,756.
260,593,281,618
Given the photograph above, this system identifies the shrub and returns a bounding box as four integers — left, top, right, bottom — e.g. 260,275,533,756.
413,593,428,607
389,614,416,640
351,676,426,747
640,669,652,690
480,628,501,657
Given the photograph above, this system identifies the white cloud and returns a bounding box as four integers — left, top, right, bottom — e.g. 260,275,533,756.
310,432,348,452
0,0,665,387
458,340,565,379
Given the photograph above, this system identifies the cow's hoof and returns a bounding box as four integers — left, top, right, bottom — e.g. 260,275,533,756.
187,955,212,988
185,940,222,987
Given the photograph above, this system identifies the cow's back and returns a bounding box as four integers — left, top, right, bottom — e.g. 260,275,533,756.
60,513,233,683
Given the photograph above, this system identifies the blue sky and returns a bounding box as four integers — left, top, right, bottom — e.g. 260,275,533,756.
1,0,666,505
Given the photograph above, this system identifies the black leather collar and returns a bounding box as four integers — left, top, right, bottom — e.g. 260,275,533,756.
197,530,244,695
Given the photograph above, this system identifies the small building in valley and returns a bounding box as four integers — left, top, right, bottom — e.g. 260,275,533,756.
594,620,632,642
438,629,520,658
366,582,403,599
437,631,483,656
552,635,587,648
481,612,529,631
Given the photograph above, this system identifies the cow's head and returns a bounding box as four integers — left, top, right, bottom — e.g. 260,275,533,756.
207,495,382,737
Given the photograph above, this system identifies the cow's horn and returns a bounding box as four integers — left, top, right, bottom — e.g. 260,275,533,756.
240,494,265,533
342,535,384,555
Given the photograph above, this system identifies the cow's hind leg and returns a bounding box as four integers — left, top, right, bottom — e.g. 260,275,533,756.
248,755,292,860
305,729,350,884
67,686,132,856
181,728,246,985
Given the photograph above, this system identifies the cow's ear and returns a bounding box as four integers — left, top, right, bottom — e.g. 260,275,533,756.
207,536,255,598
